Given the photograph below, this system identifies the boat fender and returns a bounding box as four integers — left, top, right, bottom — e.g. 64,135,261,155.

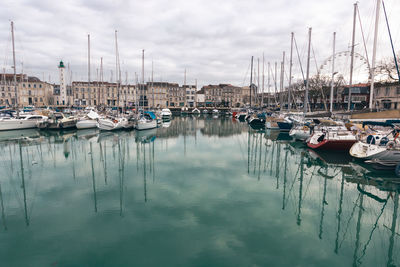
366,135,375,145
386,141,395,149
59,122,63,128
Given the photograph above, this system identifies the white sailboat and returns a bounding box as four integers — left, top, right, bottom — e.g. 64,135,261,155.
97,117,124,131
76,110,99,129
0,22,44,131
137,111,157,130
136,50,157,131
0,114,48,131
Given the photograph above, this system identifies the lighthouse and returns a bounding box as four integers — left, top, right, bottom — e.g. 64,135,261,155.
58,60,67,105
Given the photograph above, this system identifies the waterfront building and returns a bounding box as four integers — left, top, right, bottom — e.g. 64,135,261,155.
183,85,197,108
341,83,370,110
195,88,205,107
0,73,54,107
166,83,184,108
71,81,137,107
375,82,400,110
147,82,168,108
202,84,242,107
241,86,251,107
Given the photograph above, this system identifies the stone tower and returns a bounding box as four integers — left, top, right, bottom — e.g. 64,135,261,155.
58,60,67,105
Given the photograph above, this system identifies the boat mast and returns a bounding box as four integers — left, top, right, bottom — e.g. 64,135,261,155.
11,21,18,109
288,32,294,111
125,71,128,112
257,58,260,107
250,56,253,108
281,51,285,110
184,68,186,86
152,61,154,109
100,57,103,106
88,34,91,107
274,62,278,106
267,62,270,108
348,3,357,111
330,32,336,113
142,49,145,111
115,30,120,112
135,72,138,114
304,27,312,114
369,0,381,110
262,53,265,108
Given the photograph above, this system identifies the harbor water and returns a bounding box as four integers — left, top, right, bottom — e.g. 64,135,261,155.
0,116,399,266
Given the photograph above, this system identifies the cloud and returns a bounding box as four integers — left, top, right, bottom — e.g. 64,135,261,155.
1,0,400,87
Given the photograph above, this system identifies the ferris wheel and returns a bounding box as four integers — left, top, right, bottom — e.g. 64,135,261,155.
318,51,371,84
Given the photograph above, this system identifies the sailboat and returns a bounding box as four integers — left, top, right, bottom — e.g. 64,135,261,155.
137,111,157,130
0,22,49,131
136,50,157,131
76,110,99,129
97,116,124,131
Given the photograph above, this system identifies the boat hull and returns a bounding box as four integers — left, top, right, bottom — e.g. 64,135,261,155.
0,120,38,131
76,120,97,129
349,141,387,160
307,139,357,151
97,119,123,131
37,120,77,130
136,120,157,130
289,128,311,141
277,121,292,132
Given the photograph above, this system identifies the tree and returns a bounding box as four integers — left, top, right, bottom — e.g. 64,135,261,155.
376,56,400,82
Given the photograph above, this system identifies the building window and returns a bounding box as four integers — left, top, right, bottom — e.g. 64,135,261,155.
396,87,400,95
386,87,390,96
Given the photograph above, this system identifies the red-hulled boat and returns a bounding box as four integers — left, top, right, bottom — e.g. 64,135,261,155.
307,129,357,151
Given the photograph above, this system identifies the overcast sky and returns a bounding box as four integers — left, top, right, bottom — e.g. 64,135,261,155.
1,0,400,89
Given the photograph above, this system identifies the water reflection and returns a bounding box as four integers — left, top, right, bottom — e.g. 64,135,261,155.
0,117,398,266
250,128,400,267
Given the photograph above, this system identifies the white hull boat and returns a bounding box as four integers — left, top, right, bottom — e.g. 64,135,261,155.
289,125,312,141
121,117,135,129
76,119,97,129
350,140,400,161
97,118,123,131
349,141,387,160
136,119,157,130
161,108,172,120
0,116,46,131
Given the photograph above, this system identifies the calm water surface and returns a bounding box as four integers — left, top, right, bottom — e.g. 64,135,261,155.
0,116,399,267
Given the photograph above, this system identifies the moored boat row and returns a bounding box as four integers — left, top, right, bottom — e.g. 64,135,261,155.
234,109,400,176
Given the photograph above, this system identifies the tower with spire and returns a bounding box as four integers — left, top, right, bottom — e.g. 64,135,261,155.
58,60,67,105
